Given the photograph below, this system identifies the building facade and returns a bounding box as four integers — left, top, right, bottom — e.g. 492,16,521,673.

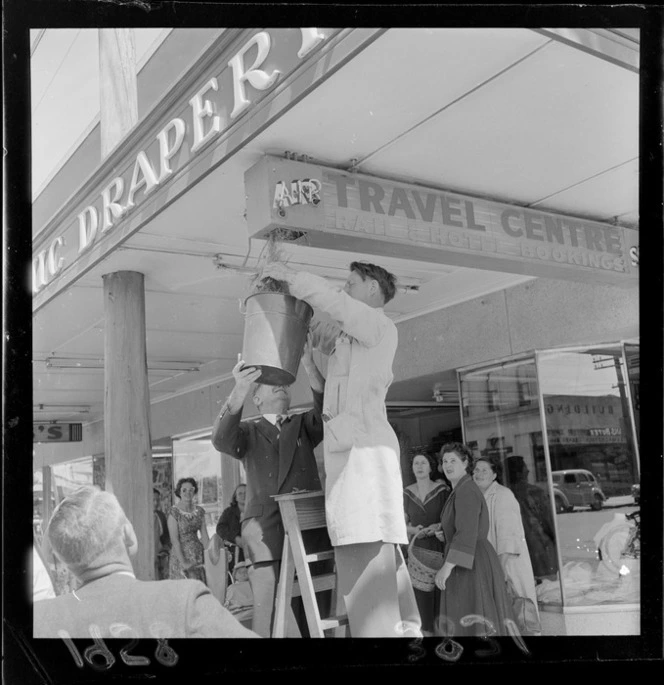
31,27,640,635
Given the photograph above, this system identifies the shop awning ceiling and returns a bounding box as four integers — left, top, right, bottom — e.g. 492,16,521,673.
33,28,639,425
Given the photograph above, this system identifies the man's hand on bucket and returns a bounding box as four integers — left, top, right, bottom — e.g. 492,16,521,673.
233,356,261,393
300,332,315,368
262,262,295,282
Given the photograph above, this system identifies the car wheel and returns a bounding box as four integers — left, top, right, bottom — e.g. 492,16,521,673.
590,495,603,511
555,497,566,514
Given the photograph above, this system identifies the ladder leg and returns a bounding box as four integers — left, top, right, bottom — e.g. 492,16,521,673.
272,534,295,638
281,502,326,637
274,493,348,638
331,559,348,638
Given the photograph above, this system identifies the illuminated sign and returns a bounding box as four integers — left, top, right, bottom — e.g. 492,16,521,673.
33,423,83,443
273,178,322,212
32,29,333,295
245,156,639,286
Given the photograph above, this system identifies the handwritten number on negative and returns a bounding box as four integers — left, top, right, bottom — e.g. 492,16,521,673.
110,623,151,667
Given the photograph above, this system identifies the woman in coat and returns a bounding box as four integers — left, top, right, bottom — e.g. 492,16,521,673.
434,443,515,638
403,452,450,635
473,456,541,634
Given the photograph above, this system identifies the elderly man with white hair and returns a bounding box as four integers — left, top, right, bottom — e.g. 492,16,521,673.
33,486,259,638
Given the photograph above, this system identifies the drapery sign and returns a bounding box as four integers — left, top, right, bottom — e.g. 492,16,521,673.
31,29,336,300
245,155,638,287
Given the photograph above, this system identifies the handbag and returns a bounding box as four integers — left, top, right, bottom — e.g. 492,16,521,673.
506,578,541,634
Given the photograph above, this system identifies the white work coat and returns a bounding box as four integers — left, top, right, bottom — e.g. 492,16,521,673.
289,271,407,547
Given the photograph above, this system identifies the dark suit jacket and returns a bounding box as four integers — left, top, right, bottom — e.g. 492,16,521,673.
33,573,259,638
155,509,171,551
212,390,324,564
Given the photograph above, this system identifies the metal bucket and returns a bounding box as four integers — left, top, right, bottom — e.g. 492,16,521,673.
241,292,314,386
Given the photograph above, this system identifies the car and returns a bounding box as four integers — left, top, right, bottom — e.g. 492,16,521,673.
552,485,574,513
551,469,607,511
631,482,640,505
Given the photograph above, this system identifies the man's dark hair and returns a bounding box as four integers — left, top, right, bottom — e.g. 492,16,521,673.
350,261,397,304
505,455,528,481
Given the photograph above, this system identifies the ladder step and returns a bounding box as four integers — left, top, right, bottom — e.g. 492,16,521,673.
292,572,337,598
321,616,349,631
305,550,335,563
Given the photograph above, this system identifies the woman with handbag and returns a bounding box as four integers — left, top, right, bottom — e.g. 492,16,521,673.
403,452,450,635
473,456,541,635
434,443,515,637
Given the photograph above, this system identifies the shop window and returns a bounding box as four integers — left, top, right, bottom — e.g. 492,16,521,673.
459,359,556,593
459,343,640,624
624,343,640,450
387,406,462,485
32,469,52,546
517,364,536,406
538,345,640,610
486,373,501,412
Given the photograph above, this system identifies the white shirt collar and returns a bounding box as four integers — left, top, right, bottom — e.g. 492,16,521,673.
262,413,288,426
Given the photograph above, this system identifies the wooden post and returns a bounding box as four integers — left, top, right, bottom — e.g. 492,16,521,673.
103,271,154,580
99,29,138,158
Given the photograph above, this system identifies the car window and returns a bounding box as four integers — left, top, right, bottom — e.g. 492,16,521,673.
577,472,590,482
564,474,576,484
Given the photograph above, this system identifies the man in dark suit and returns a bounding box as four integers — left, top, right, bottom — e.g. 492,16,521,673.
211,339,326,637
33,486,258,638
153,487,171,580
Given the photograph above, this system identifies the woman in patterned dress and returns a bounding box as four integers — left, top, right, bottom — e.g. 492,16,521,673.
167,477,209,584
403,452,450,635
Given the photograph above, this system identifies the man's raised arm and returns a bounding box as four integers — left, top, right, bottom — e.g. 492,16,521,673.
211,359,261,456
263,266,388,347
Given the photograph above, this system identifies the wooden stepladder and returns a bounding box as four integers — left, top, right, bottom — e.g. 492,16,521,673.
272,491,349,638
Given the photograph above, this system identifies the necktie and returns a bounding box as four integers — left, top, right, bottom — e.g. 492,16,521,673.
276,415,287,431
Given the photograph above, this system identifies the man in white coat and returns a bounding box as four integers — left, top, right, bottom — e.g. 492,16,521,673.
262,260,421,638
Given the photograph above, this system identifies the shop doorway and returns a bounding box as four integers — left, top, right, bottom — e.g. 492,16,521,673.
388,404,462,487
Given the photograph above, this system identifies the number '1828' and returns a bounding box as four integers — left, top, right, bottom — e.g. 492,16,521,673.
59,622,178,671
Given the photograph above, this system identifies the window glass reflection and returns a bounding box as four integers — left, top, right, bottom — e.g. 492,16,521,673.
460,359,559,599
539,346,639,607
